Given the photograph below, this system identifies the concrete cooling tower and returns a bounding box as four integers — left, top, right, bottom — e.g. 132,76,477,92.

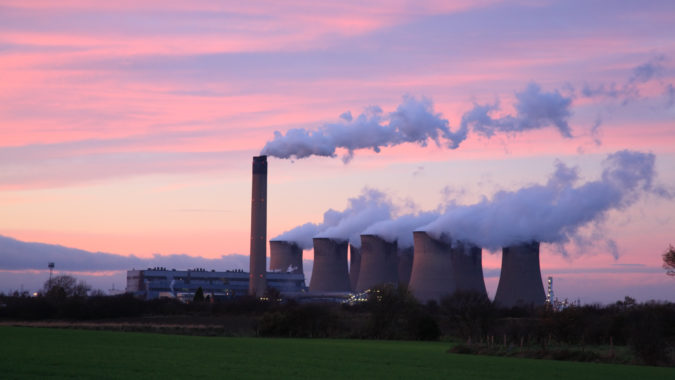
269,240,303,274
408,231,457,303
397,247,414,287
493,241,546,308
452,242,487,297
249,155,267,297
355,234,399,292
309,237,351,292
349,244,361,291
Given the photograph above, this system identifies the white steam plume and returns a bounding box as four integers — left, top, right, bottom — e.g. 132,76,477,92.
362,211,440,250
462,83,573,138
261,83,573,161
422,150,668,255
261,96,462,163
273,188,394,249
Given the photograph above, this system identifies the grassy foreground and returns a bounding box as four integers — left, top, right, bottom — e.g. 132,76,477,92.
0,327,672,379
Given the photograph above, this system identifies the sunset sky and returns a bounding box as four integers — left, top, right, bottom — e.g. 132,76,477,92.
1,0,674,303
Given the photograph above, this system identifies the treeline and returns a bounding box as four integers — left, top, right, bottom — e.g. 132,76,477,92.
1,286,673,366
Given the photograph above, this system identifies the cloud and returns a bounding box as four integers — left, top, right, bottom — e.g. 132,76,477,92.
261,96,462,162
262,82,574,161
422,150,669,253
582,55,672,105
362,211,440,250
463,82,573,138
0,234,250,272
274,188,394,248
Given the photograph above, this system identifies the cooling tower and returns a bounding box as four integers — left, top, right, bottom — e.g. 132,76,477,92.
493,241,546,308
309,237,351,292
355,234,399,292
452,242,487,296
408,231,457,303
349,244,361,291
397,247,414,287
270,240,303,274
249,155,267,297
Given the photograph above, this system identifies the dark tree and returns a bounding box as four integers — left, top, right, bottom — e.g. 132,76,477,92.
193,287,205,303
42,275,91,298
663,245,675,277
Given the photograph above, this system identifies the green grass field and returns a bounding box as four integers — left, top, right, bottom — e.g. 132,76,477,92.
0,326,672,379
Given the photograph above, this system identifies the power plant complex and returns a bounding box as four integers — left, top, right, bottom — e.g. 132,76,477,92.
127,155,548,306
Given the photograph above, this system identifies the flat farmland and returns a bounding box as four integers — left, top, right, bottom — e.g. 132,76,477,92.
0,327,672,379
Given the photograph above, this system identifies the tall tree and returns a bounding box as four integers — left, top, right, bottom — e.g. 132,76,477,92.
663,245,675,277
43,275,91,298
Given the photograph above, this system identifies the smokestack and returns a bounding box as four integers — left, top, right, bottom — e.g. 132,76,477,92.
349,243,361,291
408,231,457,303
249,155,267,297
397,247,414,287
452,242,487,296
493,241,546,307
270,240,303,274
309,237,351,292
355,234,399,292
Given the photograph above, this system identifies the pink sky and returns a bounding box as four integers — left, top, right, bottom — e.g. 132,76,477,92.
1,1,674,302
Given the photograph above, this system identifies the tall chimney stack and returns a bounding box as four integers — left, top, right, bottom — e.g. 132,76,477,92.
249,155,267,297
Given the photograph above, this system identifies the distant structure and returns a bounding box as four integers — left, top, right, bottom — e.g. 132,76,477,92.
546,276,555,304
349,244,361,291
127,268,305,301
452,242,487,296
48,262,55,287
355,234,398,291
494,241,546,307
249,155,268,297
397,247,414,287
309,237,351,292
408,231,457,303
270,240,303,274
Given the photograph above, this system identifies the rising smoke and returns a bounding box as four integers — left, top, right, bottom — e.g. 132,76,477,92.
261,83,574,161
422,150,668,254
273,188,394,249
362,211,440,250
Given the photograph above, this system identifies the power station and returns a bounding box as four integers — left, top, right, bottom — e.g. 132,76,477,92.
408,231,458,303
249,155,268,297
270,240,303,274
355,234,399,292
126,155,553,307
493,241,546,307
309,237,351,292
349,243,361,291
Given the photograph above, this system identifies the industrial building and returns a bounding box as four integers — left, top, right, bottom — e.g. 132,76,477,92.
249,155,268,297
309,237,351,292
452,241,488,296
270,240,303,274
408,231,458,302
126,267,306,300
493,241,546,307
397,247,414,287
408,231,488,302
124,154,549,307
355,234,399,292
349,244,361,291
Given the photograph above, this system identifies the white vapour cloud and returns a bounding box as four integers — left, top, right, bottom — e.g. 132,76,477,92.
581,55,674,106
273,188,394,249
362,211,440,250
422,150,668,254
261,96,462,162
261,83,574,161
462,82,573,138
